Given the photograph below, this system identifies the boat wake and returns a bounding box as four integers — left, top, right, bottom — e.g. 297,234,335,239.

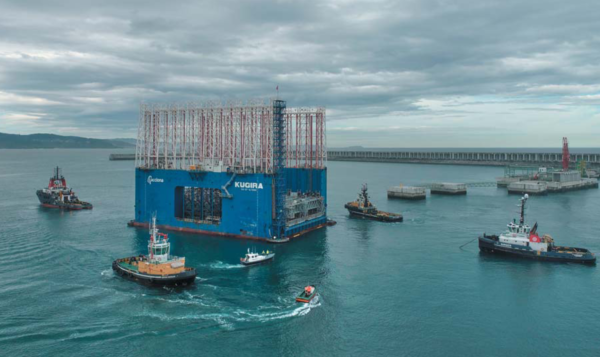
234,297,320,323
137,294,321,332
205,261,245,270
100,269,113,276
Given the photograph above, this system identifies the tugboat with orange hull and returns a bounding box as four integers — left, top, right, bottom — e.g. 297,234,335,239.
113,217,197,286
36,167,92,210
296,286,317,303
479,194,596,264
345,184,403,222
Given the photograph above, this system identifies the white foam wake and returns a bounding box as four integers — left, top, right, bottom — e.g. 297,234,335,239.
205,261,245,270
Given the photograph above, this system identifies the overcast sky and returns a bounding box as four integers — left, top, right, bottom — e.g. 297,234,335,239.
0,0,599,147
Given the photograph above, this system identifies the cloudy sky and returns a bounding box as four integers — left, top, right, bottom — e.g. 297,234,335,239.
0,0,599,147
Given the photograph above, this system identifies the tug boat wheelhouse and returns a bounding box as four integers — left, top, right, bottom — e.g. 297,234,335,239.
113,218,197,286
344,184,403,222
479,194,595,264
240,248,275,266
36,167,92,210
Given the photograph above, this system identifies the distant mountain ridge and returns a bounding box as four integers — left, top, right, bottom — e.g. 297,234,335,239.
0,132,136,149
111,138,137,145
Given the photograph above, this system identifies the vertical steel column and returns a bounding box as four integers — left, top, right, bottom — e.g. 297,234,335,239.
135,103,143,167
272,100,287,239
296,112,300,168
152,106,159,168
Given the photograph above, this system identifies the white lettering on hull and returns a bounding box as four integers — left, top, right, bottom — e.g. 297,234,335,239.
234,182,263,191
147,176,164,185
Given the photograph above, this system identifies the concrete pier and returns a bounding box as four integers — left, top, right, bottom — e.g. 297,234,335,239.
505,171,598,194
430,183,467,195
507,181,548,195
109,154,135,160
547,178,598,192
387,186,426,200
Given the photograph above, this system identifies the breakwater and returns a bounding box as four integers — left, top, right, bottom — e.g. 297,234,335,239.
327,150,600,168
111,150,600,169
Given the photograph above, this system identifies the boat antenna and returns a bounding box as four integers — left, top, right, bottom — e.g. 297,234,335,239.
151,213,158,241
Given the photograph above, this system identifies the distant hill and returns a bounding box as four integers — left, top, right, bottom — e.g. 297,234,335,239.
0,132,136,149
110,138,137,146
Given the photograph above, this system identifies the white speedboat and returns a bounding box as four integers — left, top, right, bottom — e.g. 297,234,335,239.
240,249,275,266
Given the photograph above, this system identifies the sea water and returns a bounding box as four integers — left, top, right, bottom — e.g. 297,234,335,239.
0,149,599,356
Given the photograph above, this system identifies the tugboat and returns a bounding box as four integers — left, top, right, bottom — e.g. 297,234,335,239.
112,217,197,285
344,184,403,222
240,248,275,266
296,285,317,303
36,167,92,210
479,194,596,264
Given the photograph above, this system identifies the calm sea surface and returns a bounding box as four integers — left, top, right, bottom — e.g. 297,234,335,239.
1,149,599,357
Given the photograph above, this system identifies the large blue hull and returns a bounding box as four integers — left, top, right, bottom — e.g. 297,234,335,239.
134,168,327,240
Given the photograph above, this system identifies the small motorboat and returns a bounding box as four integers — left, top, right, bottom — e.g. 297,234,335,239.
240,248,275,266
296,285,317,303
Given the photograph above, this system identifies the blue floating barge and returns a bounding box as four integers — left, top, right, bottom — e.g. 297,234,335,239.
130,99,330,242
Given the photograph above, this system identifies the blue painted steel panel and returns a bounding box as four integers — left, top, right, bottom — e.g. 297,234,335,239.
285,168,327,204
135,167,327,239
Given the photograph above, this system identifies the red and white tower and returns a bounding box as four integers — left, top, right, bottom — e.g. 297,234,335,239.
562,137,570,171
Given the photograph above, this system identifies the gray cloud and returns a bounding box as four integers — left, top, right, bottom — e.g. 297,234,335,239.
0,0,599,146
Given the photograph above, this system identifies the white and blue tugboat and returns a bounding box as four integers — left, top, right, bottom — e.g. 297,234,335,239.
479,194,595,264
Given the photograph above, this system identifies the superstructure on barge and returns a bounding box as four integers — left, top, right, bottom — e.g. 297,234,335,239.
130,99,329,242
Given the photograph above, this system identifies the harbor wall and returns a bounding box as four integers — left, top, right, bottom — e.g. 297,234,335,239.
328,151,600,168
111,151,600,169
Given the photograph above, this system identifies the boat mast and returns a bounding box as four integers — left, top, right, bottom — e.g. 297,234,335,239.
519,194,528,226
361,184,369,207
149,215,158,259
